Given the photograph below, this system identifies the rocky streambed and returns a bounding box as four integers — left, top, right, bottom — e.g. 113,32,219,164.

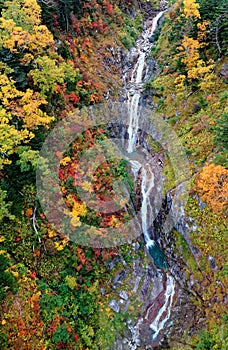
100,4,207,349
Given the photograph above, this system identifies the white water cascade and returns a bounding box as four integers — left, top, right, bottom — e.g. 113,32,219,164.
149,274,176,340
123,11,176,344
126,10,164,153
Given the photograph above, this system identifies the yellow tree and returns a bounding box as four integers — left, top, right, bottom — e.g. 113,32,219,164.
178,36,200,70
175,2,215,93
0,0,54,60
196,164,228,214
176,36,214,87
183,0,200,19
0,63,54,168
0,0,75,169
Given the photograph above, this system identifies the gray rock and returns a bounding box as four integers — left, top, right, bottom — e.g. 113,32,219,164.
219,63,228,79
109,299,120,313
113,269,127,284
100,288,106,296
119,96,126,102
119,290,129,300
208,255,217,270
198,197,207,210
132,242,140,250
107,257,120,271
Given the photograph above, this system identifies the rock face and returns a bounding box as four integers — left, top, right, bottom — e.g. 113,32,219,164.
219,63,228,81
106,1,205,349
139,0,169,17
109,299,120,313
109,235,203,350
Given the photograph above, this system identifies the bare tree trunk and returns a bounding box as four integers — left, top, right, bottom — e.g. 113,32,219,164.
215,15,222,56
38,0,57,7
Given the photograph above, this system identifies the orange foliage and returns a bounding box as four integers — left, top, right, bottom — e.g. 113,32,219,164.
25,207,33,218
0,276,44,349
196,164,228,214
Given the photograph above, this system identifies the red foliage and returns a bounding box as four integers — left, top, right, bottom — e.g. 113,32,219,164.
92,22,99,28
46,317,59,334
71,15,81,35
56,341,67,349
76,264,83,271
55,84,62,93
58,169,65,180
76,247,86,265
94,249,101,257
69,91,80,105
104,1,113,16
74,334,79,342
29,271,37,280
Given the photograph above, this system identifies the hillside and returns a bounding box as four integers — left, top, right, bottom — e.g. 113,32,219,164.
0,0,227,349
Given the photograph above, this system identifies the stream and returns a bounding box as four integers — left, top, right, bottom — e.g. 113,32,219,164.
120,11,177,347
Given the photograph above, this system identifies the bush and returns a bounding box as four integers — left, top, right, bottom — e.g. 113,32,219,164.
213,113,228,167
0,332,8,350
0,252,18,301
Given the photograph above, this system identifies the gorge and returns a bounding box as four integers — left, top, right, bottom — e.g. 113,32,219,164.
0,1,227,349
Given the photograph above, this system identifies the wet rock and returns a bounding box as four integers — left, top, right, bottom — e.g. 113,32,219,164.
132,242,140,251
109,299,120,313
119,95,126,102
149,34,156,43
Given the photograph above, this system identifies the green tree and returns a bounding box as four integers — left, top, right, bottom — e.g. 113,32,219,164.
0,251,18,301
213,113,228,167
198,0,228,56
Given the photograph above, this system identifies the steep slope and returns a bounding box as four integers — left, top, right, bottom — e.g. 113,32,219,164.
0,0,227,349
146,0,228,348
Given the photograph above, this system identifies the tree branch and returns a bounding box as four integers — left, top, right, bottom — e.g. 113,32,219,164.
32,206,41,243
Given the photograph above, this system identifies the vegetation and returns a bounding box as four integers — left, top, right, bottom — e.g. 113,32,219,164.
149,0,228,348
0,1,147,348
0,0,227,349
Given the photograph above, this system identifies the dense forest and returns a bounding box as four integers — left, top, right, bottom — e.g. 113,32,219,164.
0,0,227,349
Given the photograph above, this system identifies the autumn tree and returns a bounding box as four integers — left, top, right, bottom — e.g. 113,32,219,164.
195,164,228,214
174,0,216,92
0,0,77,171
198,0,228,56
0,250,18,301
183,0,200,19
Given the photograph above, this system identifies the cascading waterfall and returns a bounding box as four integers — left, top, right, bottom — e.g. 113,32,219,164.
149,274,175,340
140,166,155,242
127,92,141,153
123,11,176,344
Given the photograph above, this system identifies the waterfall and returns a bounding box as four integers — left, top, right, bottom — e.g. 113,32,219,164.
127,91,141,153
126,10,165,153
150,274,175,340
140,166,155,242
122,10,176,344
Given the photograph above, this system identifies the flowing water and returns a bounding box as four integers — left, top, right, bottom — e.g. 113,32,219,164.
122,11,176,345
